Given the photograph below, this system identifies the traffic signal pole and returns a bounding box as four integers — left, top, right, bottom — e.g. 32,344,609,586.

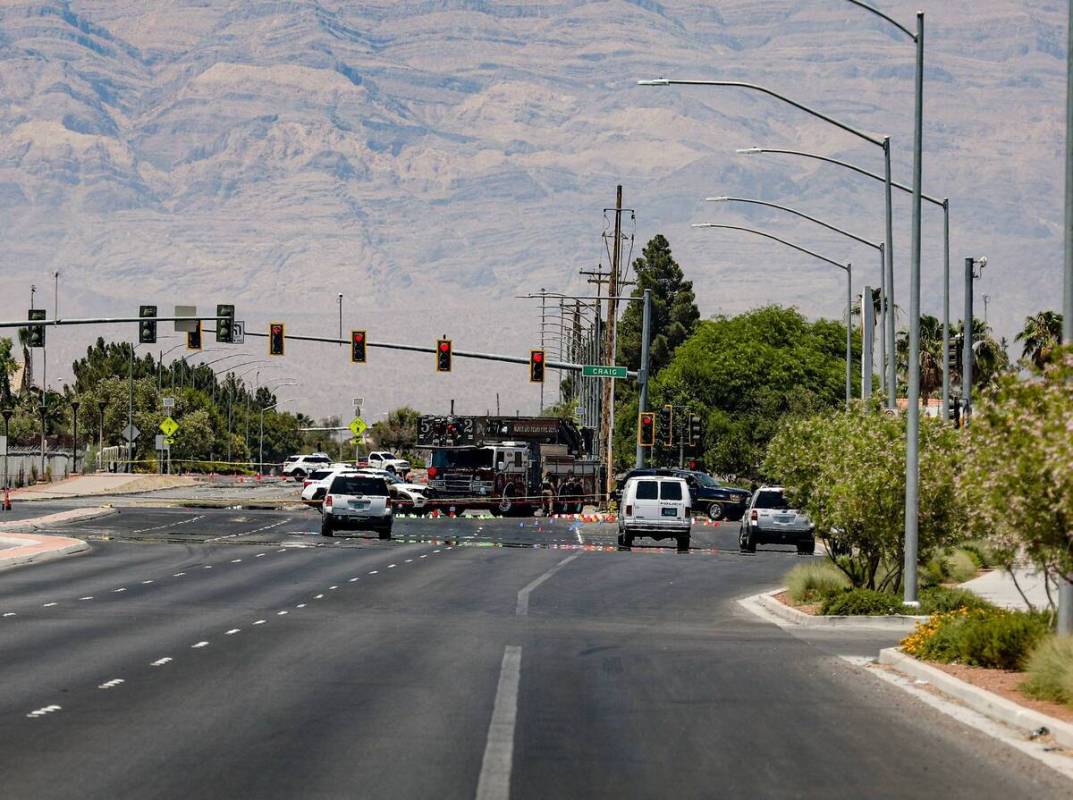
634,289,652,469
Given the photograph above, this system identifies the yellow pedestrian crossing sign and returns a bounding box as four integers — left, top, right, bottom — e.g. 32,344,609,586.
348,417,367,437
160,417,180,437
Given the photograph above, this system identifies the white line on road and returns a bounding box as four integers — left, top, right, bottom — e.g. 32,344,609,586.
173,572,186,577
277,610,288,616
132,514,204,534
79,596,93,600
141,580,154,584
329,585,338,590
98,678,125,689
252,619,266,625
42,602,58,607
3,612,15,617
231,558,242,563
150,657,172,667
369,570,379,575
475,646,522,800
348,577,359,582
26,704,62,719
419,554,428,559
295,604,306,609
191,641,210,648
575,528,584,545
516,555,580,616
225,629,241,635
314,594,324,599
206,519,291,543
388,564,397,569
112,587,127,593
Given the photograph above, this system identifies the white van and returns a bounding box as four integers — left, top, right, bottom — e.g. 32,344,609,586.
617,475,691,551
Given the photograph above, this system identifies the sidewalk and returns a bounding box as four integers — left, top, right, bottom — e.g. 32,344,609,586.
11,473,196,501
961,566,1058,612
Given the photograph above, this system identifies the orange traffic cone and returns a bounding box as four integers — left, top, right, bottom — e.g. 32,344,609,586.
3,487,11,511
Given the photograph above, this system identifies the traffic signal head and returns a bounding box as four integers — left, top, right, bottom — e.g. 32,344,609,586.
216,304,235,344
351,330,367,363
529,349,545,383
139,305,157,344
27,309,46,348
660,404,673,446
688,414,703,446
187,320,202,351
269,323,285,356
436,339,452,372
638,411,656,447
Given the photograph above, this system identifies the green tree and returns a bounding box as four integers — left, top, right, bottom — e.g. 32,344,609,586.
616,234,700,375
0,337,17,405
959,345,1073,609
895,315,944,400
369,407,422,452
764,410,964,591
1016,310,1063,369
640,306,858,477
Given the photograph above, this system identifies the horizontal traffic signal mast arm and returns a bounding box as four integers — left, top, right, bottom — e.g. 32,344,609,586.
0,315,233,328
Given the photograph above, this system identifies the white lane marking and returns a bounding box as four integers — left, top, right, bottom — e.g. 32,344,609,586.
206,519,291,543
141,580,154,584
433,549,441,554
80,596,94,600
3,612,16,617
405,559,413,563
296,603,307,609
132,514,204,534
314,594,324,600
419,554,428,559
98,678,125,689
150,657,172,667
516,555,580,616
388,564,397,569
277,610,288,616
42,602,58,607
26,704,62,719
203,565,213,569
368,570,379,575
475,646,522,800
348,577,359,582
191,641,210,648
575,528,584,545
255,553,266,558
112,588,127,593
252,619,266,625
173,572,186,577
225,629,241,636
231,559,243,563
329,585,338,590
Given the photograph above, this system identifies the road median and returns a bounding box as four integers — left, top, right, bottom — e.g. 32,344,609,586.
743,588,927,631
0,507,114,571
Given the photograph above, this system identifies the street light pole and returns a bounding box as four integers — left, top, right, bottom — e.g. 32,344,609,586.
963,257,987,424
693,223,852,409
70,400,80,475
635,289,653,468
1059,0,1073,637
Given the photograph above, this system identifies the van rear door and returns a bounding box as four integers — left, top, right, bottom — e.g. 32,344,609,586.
632,479,661,522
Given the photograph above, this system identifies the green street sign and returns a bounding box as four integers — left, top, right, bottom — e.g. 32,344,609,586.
582,365,628,379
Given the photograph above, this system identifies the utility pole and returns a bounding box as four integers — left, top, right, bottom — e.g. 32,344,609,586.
861,287,874,403
539,291,547,412
600,185,623,504
1058,0,1073,636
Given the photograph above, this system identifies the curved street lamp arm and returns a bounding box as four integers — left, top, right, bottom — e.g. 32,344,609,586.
692,223,849,272
843,0,917,41
739,147,946,208
706,196,881,251
638,79,885,147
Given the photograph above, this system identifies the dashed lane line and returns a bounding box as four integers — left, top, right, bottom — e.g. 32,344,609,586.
132,515,205,535
98,679,125,690
191,641,210,649
150,658,172,667
225,629,241,636
206,518,292,543
475,646,522,800
26,705,61,719
516,555,580,617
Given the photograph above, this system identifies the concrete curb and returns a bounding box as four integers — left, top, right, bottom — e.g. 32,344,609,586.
879,647,1073,749
747,589,927,632
0,506,118,532
0,533,90,572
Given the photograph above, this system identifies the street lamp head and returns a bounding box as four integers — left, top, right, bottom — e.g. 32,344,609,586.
705,197,731,202
636,78,670,86
976,256,988,268
736,147,763,154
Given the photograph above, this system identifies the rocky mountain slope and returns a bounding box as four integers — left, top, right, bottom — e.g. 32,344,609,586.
0,0,1067,417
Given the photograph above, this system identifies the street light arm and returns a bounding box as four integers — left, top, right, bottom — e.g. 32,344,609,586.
706,196,881,251
639,79,885,147
692,223,849,271
738,147,946,207
842,0,917,41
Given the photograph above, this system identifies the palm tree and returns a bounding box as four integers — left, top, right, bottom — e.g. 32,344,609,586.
952,319,1011,390
1016,311,1063,369
16,327,33,395
896,315,945,401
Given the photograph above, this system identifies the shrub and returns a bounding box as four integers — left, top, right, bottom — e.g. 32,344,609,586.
786,562,851,604
918,586,993,614
1021,636,1073,707
821,588,906,617
902,608,1051,670
959,541,996,569
922,549,980,588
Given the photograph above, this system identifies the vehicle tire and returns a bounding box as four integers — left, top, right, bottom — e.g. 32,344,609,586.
676,535,690,552
797,539,816,555
707,503,724,522
293,469,306,481
378,524,393,541
320,517,334,537
617,531,626,549
498,487,514,516
622,533,634,549
739,531,756,553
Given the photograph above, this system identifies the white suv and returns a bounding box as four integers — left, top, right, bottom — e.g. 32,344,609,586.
366,451,411,475
618,475,691,551
283,453,333,480
321,473,393,539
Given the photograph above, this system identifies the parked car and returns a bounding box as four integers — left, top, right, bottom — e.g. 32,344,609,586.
355,468,430,512
674,471,751,521
282,453,332,480
610,468,680,504
617,475,692,551
366,451,411,475
738,487,815,554
300,465,358,507
321,473,393,539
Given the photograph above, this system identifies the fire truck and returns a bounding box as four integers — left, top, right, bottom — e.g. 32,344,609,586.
418,416,602,516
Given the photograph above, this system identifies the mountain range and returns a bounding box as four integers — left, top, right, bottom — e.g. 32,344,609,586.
0,0,1067,419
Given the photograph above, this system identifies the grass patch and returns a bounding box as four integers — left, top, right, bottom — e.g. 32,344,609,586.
902,608,1052,670
785,561,850,604
918,586,993,614
1022,636,1073,707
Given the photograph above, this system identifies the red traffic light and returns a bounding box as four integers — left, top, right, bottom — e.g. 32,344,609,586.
354,332,364,342
642,415,653,426
533,352,543,362
439,342,449,352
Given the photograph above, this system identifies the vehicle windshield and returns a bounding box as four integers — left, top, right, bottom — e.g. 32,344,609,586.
691,472,720,488
755,490,790,510
330,476,388,495
380,452,398,460
430,448,495,469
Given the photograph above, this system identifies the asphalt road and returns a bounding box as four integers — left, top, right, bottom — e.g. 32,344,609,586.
1,507,1069,799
